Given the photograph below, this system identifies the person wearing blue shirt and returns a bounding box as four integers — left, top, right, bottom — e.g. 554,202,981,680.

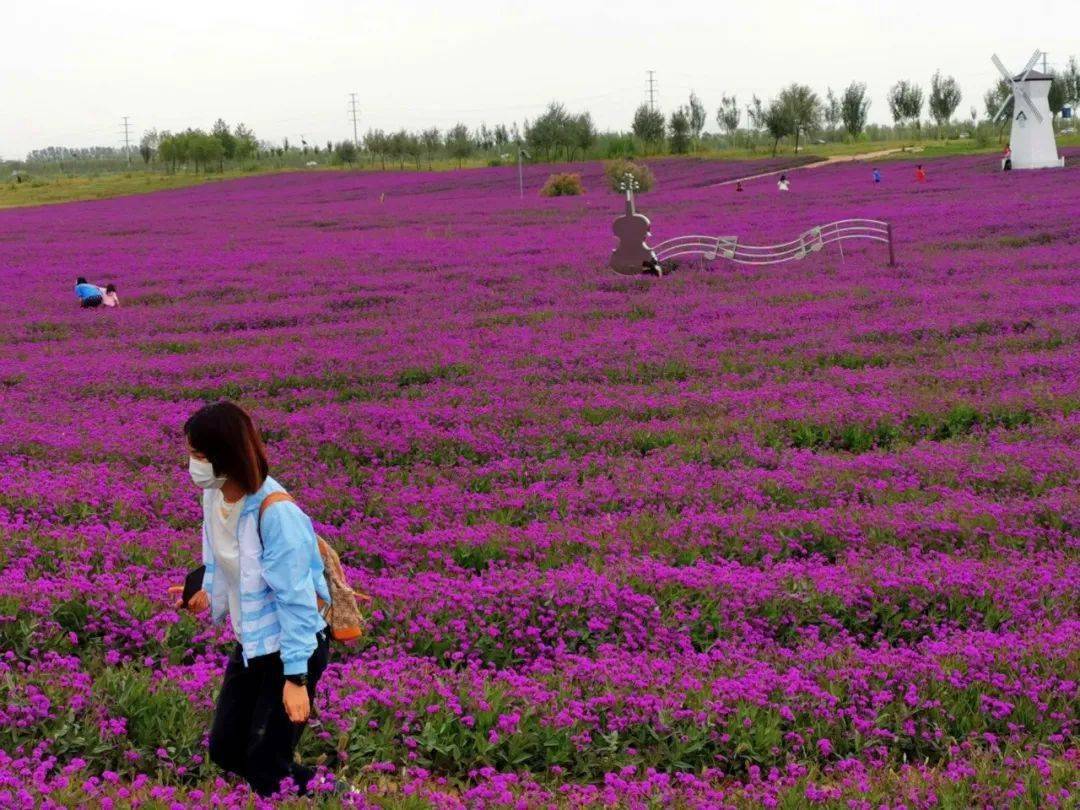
172,401,337,798
74,277,103,308
872,168,882,184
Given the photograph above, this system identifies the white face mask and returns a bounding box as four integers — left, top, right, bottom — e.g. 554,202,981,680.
189,456,227,489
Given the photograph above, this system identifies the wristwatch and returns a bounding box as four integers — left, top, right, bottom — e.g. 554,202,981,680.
285,674,308,687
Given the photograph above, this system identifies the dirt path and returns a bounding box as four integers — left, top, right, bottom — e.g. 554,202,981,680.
713,147,908,186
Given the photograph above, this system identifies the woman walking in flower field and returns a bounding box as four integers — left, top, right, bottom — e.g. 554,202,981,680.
170,401,334,798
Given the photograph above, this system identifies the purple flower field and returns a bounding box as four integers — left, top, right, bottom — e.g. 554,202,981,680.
0,151,1077,808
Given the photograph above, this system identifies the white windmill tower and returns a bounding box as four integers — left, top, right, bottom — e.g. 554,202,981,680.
991,50,1064,169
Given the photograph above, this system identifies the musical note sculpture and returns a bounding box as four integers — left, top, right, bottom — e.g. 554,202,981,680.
610,185,895,272
609,174,660,276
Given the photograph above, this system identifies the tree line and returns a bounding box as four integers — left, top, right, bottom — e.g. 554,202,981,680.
10,56,1079,175
630,57,1080,157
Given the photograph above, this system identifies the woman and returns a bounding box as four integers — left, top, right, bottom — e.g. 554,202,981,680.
171,401,333,797
74,276,103,308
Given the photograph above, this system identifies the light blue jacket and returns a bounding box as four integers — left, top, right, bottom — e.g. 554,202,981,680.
201,476,330,675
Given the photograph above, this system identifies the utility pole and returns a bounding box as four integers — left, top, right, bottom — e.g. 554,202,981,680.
646,70,657,110
121,116,132,166
348,93,360,147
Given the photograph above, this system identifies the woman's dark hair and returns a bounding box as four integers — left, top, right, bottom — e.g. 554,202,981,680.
106,283,116,293
76,277,87,284
184,401,269,494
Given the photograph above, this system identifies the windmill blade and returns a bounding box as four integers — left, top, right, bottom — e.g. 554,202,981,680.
993,96,1012,122
991,54,1013,83
1017,50,1041,83
1017,86,1044,124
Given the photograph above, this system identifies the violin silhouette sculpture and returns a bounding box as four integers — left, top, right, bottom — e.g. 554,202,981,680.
609,176,659,276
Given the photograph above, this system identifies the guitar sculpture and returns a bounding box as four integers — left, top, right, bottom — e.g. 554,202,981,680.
609,176,658,276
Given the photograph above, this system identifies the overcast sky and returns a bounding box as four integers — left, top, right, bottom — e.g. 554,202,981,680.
2,0,1076,158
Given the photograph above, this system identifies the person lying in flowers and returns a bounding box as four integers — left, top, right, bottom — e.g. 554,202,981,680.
169,401,337,798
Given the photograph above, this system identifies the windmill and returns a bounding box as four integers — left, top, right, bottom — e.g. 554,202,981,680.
991,50,1064,169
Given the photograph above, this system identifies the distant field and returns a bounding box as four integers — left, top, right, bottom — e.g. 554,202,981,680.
4,134,1077,209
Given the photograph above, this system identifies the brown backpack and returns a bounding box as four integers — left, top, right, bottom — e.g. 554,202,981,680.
258,491,369,644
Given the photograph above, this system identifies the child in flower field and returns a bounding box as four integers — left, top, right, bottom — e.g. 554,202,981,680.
101,283,119,307
169,401,336,798
915,165,927,183
777,174,790,191
873,168,882,184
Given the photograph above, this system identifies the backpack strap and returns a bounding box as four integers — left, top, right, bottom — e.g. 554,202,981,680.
257,490,334,617
259,491,294,522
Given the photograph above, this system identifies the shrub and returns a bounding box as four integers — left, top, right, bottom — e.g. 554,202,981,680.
604,159,655,193
539,172,585,197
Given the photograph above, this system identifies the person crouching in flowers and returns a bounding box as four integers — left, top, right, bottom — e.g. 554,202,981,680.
170,401,333,797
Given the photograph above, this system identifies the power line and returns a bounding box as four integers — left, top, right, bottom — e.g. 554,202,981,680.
646,70,658,110
121,116,132,166
348,93,360,147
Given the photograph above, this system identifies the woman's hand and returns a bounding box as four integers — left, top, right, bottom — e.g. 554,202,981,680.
283,681,310,723
168,586,209,613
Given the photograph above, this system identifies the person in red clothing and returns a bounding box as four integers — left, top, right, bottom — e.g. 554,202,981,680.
915,164,927,183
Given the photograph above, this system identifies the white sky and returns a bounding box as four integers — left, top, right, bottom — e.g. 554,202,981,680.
2,0,1076,158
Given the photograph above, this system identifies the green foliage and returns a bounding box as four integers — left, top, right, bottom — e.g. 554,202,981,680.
525,103,595,162
631,104,665,148
445,123,473,167
604,159,655,193
929,71,963,128
96,667,209,770
841,81,871,137
334,140,358,164
668,108,692,154
716,94,741,141
776,83,822,152
539,172,584,197
888,79,925,131
396,362,470,387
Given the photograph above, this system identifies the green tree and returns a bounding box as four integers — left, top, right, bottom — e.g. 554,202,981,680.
984,79,1012,126
211,118,237,162
631,104,665,150
1064,57,1080,107
777,83,821,152
716,95,741,143
187,130,223,172
334,140,358,164
388,129,409,169
421,127,441,168
364,129,388,169
687,91,706,145
571,112,596,160
526,102,570,161
1047,71,1066,119
888,80,924,134
824,87,841,132
841,82,871,138
233,123,257,161
138,129,159,165
157,131,179,171
446,123,473,167
762,99,793,155
928,71,962,132
669,108,691,154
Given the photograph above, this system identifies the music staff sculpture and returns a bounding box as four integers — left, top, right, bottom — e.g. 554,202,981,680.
609,179,895,272
609,174,660,276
